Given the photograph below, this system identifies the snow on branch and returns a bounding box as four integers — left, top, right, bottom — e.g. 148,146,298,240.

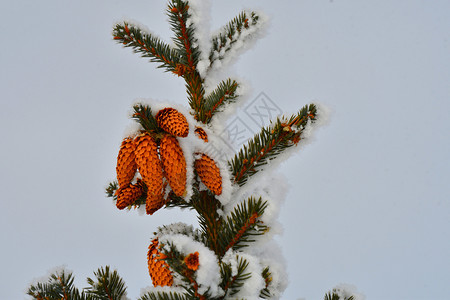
203,10,269,76
113,22,181,73
229,104,318,186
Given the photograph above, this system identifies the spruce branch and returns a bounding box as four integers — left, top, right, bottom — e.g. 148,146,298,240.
85,266,128,300
158,243,187,278
132,103,162,133
165,192,196,210
221,197,268,255
105,181,119,200
159,243,209,300
209,11,260,68
155,223,201,241
190,189,223,255
324,292,355,300
259,267,272,299
199,79,239,123
229,103,317,186
220,256,251,298
139,291,188,300
184,71,206,120
167,1,208,118
167,0,200,70
113,22,180,72
27,270,90,300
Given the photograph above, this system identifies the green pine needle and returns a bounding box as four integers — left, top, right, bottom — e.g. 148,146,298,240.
113,22,180,72
229,103,317,186
200,78,240,123
86,266,128,300
190,189,224,254
220,255,252,297
105,181,118,200
260,267,272,299
139,291,188,300
209,11,260,68
167,0,200,69
324,291,355,300
131,103,162,133
27,269,91,300
220,197,268,254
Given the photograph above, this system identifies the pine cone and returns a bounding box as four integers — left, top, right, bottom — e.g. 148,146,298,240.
116,137,137,188
134,133,164,214
160,135,186,196
116,179,145,209
145,192,166,215
194,127,208,142
155,107,189,137
194,154,222,195
184,252,200,271
147,238,173,287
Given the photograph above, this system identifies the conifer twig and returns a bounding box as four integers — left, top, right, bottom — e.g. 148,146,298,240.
113,22,180,72
167,1,198,70
209,11,261,69
220,197,268,255
229,104,317,185
200,79,239,123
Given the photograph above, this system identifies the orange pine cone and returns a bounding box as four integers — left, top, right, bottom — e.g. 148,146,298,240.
155,107,189,137
134,133,165,215
116,137,137,188
145,192,166,215
147,238,173,287
194,154,222,195
184,252,200,271
116,179,145,210
194,127,208,142
160,135,186,196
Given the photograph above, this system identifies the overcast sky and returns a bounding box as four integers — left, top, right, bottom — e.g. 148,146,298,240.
1,0,449,299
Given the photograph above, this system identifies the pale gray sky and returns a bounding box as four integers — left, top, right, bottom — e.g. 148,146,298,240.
1,0,449,299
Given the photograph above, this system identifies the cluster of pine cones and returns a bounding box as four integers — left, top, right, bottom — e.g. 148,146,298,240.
115,107,223,214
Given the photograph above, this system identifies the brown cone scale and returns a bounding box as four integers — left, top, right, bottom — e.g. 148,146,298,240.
160,135,187,196
116,179,144,209
147,238,173,287
134,133,165,215
155,107,189,137
194,127,208,142
116,137,137,188
195,154,222,195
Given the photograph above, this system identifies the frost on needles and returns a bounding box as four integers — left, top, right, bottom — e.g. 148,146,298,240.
26,1,358,300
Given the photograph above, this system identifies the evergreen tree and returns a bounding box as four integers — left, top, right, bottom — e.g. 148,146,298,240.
27,1,360,299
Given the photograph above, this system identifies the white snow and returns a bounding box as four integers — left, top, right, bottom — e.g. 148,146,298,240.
330,283,366,300
207,10,269,75
158,233,224,297
222,250,265,299
247,241,289,300
206,77,253,129
186,0,212,78
299,102,331,143
113,19,153,40
27,265,70,288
